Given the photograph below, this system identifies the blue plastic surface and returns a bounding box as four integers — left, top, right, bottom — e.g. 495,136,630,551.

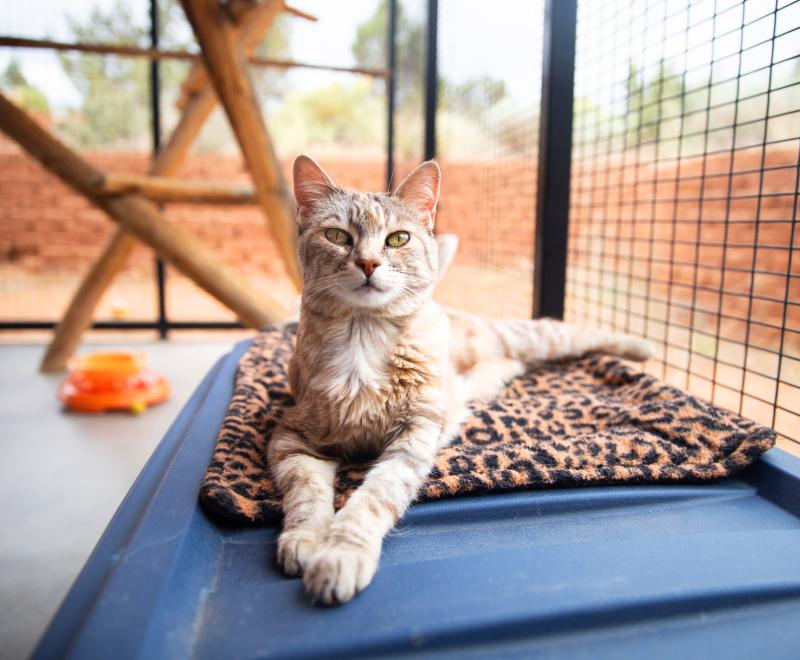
33,339,800,659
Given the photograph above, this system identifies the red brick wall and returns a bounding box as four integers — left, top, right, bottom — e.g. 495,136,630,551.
0,133,795,327
0,140,538,276
568,147,799,343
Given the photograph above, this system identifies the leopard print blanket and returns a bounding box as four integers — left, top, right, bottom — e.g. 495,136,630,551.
200,325,775,526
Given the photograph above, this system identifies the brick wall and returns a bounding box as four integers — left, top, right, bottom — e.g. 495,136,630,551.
0,132,796,326
0,139,538,277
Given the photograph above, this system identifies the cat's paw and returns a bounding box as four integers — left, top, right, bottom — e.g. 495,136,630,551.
277,529,325,577
303,542,379,605
616,336,655,361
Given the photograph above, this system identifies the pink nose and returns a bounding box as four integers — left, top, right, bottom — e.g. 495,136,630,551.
355,258,381,277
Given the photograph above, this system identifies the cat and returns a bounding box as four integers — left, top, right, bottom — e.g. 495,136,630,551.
268,155,653,605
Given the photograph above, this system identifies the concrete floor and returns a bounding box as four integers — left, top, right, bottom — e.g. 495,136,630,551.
0,340,234,660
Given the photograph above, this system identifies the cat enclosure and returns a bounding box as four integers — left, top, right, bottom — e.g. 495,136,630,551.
0,0,798,452
433,0,800,454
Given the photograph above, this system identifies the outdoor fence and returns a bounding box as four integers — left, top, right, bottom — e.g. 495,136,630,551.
0,0,798,451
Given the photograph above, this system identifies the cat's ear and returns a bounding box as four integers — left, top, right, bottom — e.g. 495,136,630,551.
394,160,440,229
293,155,338,217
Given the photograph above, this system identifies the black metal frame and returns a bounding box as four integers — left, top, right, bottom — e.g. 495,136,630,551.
1,0,398,334
422,0,798,448
5,0,799,450
421,0,574,318
532,0,577,319
150,0,169,339
424,0,438,162
385,0,397,189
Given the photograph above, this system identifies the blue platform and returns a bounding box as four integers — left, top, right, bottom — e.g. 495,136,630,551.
33,339,800,659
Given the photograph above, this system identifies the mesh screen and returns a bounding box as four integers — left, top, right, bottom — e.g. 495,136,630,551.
434,0,544,318
390,0,427,184
565,0,800,452
1,0,392,329
161,0,390,322
0,17,158,326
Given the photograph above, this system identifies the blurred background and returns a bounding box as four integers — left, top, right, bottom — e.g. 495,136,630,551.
0,1,799,655
0,0,798,442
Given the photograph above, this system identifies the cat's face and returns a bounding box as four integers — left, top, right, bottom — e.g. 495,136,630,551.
292,156,440,315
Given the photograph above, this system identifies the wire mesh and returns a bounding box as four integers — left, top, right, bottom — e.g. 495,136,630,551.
433,0,544,318
159,0,390,323
565,0,800,452
0,2,159,327
0,0,392,330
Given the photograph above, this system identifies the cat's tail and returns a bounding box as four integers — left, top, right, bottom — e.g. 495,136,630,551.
446,308,654,374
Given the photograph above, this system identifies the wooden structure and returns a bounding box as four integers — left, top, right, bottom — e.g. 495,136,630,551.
0,0,368,371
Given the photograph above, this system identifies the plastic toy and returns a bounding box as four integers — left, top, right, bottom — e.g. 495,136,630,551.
58,352,170,414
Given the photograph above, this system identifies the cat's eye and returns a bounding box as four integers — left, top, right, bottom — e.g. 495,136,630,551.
324,228,352,246
386,231,410,248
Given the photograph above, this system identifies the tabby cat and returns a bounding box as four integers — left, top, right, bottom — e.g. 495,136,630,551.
269,156,653,605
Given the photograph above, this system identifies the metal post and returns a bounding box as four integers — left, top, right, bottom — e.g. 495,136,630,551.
533,0,577,319
385,0,397,189
423,0,438,161
150,0,168,339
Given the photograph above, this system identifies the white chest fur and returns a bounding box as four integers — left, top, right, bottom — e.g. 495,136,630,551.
317,316,399,400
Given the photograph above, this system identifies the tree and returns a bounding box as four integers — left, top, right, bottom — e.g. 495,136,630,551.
443,76,507,119
2,60,51,114
56,0,291,150
351,0,425,108
625,62,686,144
272,79,384,155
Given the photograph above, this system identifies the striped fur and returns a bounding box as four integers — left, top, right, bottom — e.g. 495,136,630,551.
271,156,653,605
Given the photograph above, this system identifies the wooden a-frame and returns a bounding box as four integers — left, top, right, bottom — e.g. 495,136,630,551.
0,0,312,371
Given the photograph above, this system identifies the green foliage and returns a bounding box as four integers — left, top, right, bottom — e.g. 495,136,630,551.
1,60,50,113
441,76,507,119
351,0,425,108
2,60,26,87
57,0,164,148
348,0,515,158
625,62,687,145
346,0,425,156
272,79,384,154
55,0,291,150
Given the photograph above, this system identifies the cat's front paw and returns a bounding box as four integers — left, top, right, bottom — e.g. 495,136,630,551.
303,541,379,605
277,529,325,577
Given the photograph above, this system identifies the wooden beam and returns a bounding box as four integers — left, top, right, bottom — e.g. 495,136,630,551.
177,0,283,111
0,36,386,78
283,4,318,21
41,230,136,372
182,0,302,288
39,87,219,372
0,95,287,362
228,0,317,22
0,35,192,60
37,3,283,372
102,174,258,204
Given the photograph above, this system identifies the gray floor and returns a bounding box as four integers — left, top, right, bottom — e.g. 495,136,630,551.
0,340,234,660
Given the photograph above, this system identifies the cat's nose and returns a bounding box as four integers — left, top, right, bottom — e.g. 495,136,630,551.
355,258,382,277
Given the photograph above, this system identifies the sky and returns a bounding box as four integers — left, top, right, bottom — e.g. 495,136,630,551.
0,0,795,112
0,0,543,109
0,0,383,108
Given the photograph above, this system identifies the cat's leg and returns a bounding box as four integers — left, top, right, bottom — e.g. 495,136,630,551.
302,418,440,605
269,428,338,577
